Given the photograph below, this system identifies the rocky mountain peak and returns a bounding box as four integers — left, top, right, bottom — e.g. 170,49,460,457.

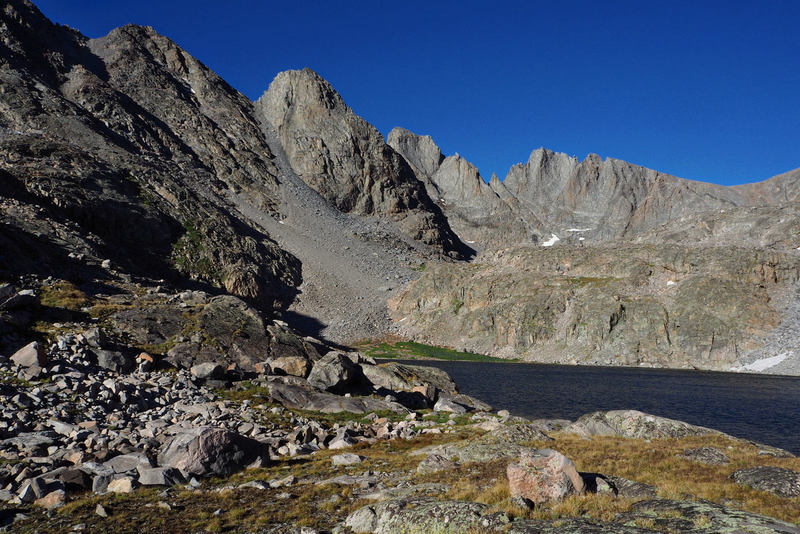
260,68,347,117
386,127,444,179
255,70,465,257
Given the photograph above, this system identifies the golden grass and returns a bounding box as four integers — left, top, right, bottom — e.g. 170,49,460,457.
39,280,91,311
528,432,800,523
7,422,800,531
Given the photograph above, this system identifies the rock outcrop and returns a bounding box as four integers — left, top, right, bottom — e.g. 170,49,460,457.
391,244,800,369
255,69,465,257
0,0,302,310
388,127,537,248
507,449,585,504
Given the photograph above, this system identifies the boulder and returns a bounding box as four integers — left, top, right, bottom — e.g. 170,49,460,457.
507,449,585,504
433,396,468,414
93,349,134,373
137,466,185,486
678,447,730,465
307,351,361,392
415,424,552,464
268,355,310,378
157,427,270,477
267,381,408,414
332,453,364,466
190,362,225,380
106,477,137,493
34,490,66,509
566,410,719,439
10,341,47,368
103,453,152,474
417,454,458,475
614,499,800,534
345,497,509,533
730,466,800,498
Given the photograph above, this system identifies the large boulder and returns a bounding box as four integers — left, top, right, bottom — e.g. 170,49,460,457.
307,351,361,392
268,355,311,377
678,447,729,465
10,341,47,368
157,427,270,477
190,362,225,380
345,498,509,534
93,349,134,373
415,424,552,464
267,381,407,414
507,449,585,504
362,362,458,396
566,410,719,439
730,466,800,498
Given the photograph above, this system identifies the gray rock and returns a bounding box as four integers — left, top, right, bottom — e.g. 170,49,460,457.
307,351,361,393
730,466,800,498
93,349,134,373
136,466,185,486
157,427,270,477
678,446,730,465
190,362,225,380
566,410,720,439
10,341,47,368
345,498,509,533
331,453,364,466
103,453,153,474
267,381,408,414
416,454,458,475
415,424,552,464
433,396,467,414
615,499,800,533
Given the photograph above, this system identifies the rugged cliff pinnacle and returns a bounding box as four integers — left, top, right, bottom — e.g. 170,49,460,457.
388,127,541,249
254,69,466,258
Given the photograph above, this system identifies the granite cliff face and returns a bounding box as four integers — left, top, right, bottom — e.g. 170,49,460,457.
389,128,800,251
0,1,464,347
387,127,800,373
254,69,465,257
0,0,298,309
391,245,800,370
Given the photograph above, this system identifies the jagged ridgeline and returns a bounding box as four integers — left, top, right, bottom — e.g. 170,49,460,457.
2,0,800,373
0,0,464,318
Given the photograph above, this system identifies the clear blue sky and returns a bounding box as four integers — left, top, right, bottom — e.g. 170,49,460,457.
36,0,800,185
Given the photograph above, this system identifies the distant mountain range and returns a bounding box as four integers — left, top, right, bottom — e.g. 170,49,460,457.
2,0,799,373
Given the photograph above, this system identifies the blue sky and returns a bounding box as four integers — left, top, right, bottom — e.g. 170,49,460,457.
36,1,800,185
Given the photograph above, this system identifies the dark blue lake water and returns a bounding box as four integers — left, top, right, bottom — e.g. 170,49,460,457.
394,360,800,454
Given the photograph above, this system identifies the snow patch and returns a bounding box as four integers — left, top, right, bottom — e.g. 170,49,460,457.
666,280,676,286
541,234,560,247
278,220,285,224
465,240,476,244
567,228,592,232
732,353,788,372
578,237,585,241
